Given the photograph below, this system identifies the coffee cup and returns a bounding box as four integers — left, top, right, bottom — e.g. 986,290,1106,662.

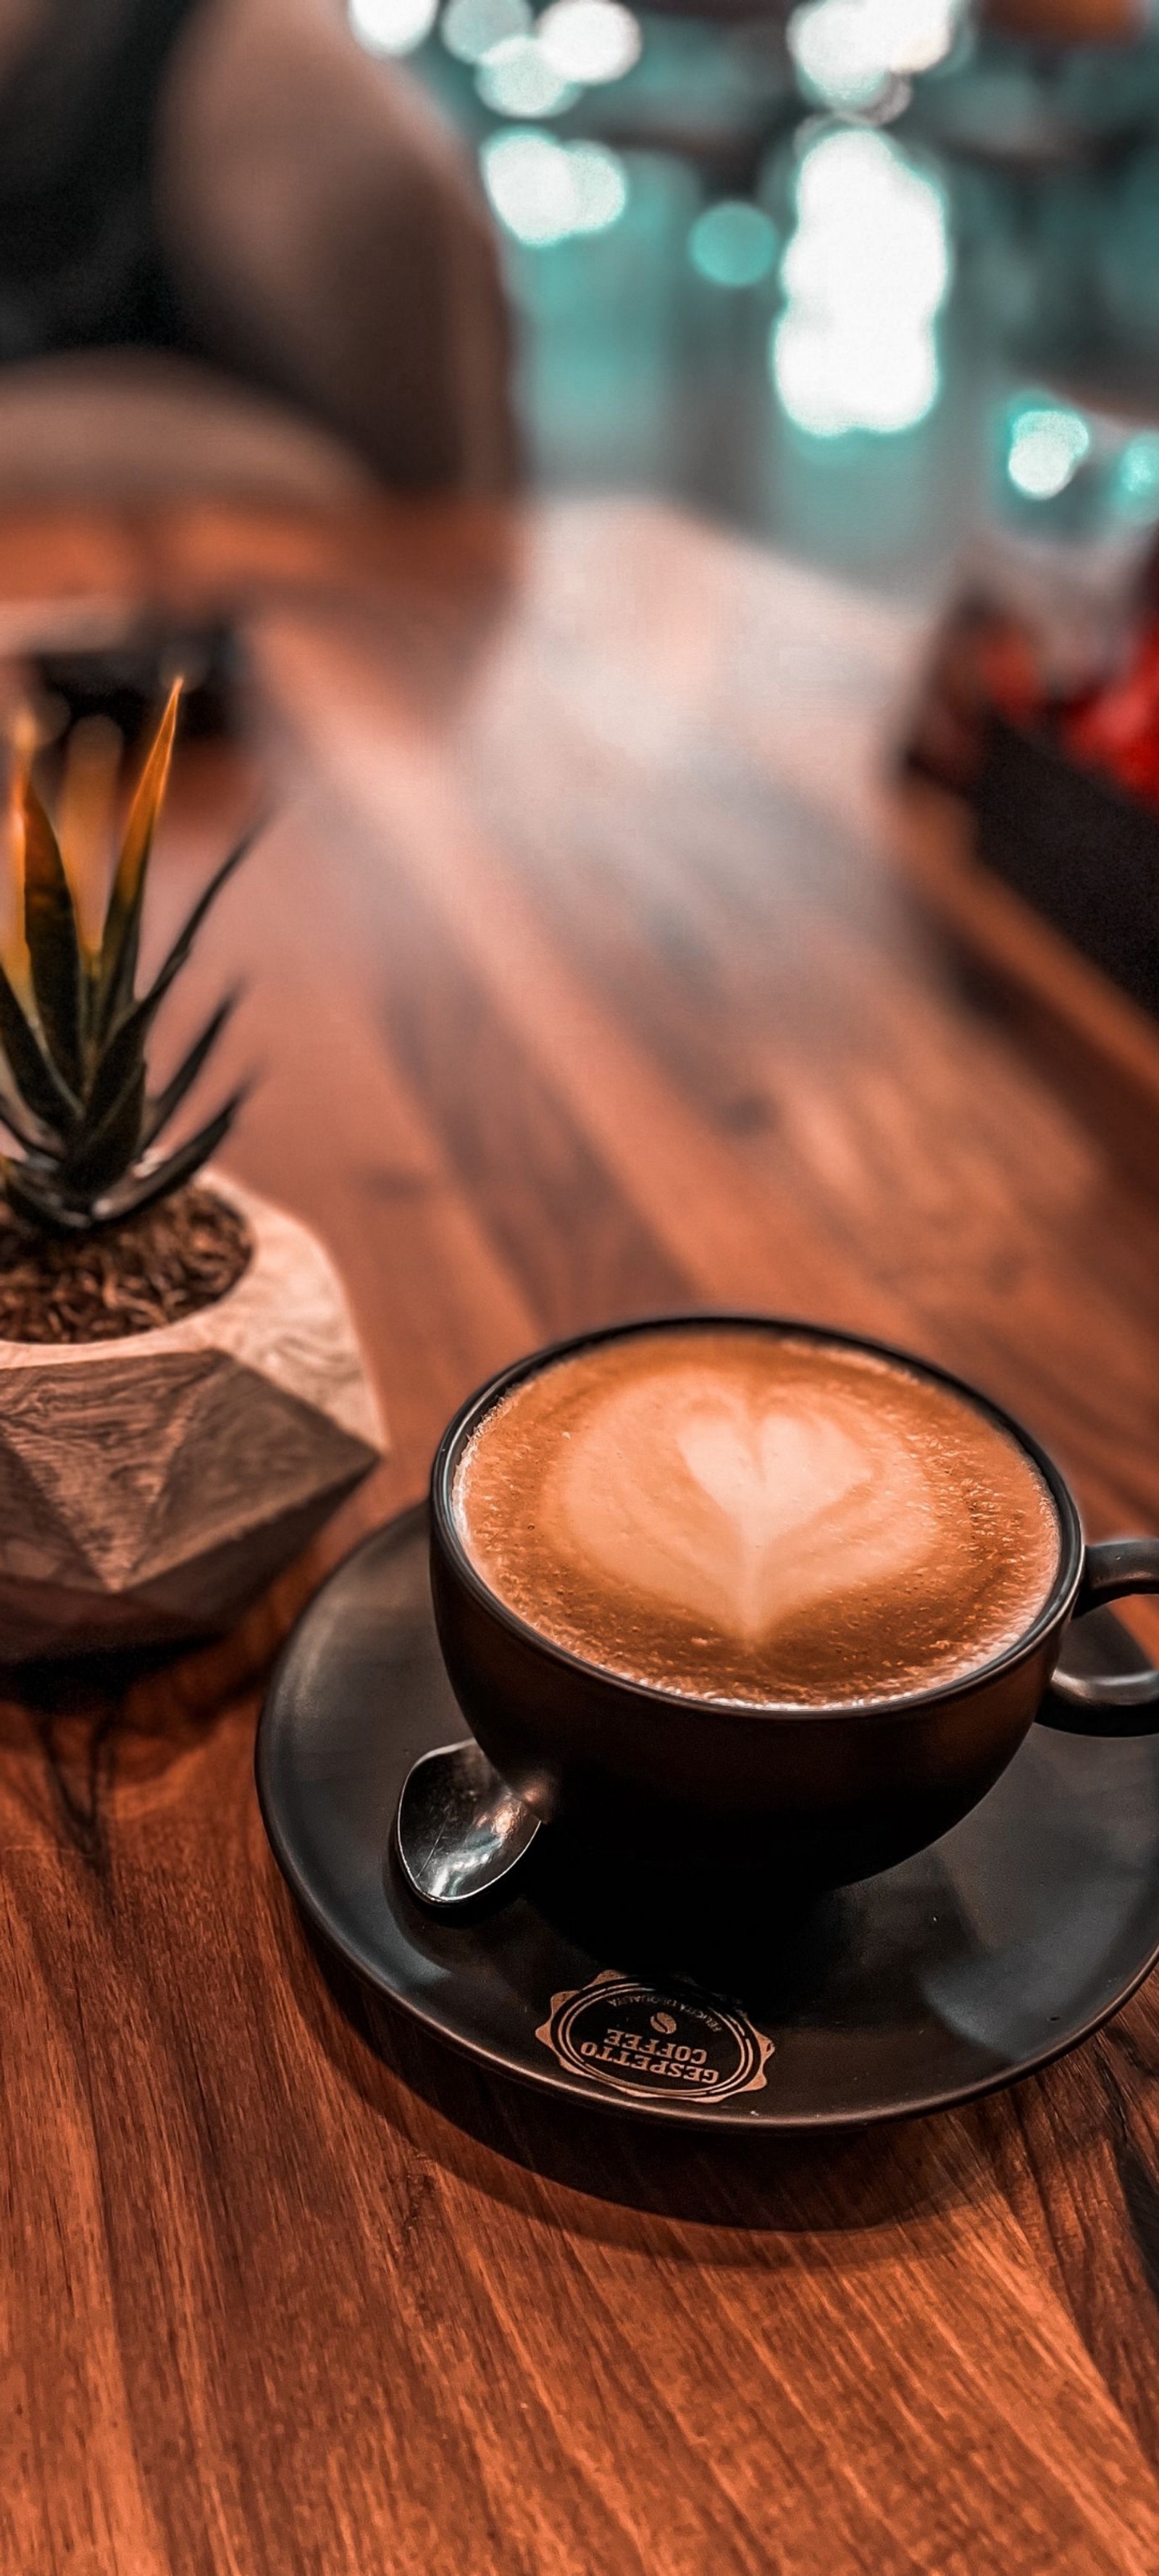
429,1316,1159,1884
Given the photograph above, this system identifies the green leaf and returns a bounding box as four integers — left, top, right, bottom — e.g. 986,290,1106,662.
22,774,83,1090
100,1090,246,1226
95,680,180,1042
0,958,80,1135
87,819,261,1137
140,992,238,1154
72,1003,148,1157
58,1068,146,1201
0,1082,51,1158
0,1158,86,1236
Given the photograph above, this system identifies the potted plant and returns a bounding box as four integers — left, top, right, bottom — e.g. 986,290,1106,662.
0,686,382,1660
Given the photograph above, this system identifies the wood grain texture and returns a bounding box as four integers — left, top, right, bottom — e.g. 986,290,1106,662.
4,496,1159,2573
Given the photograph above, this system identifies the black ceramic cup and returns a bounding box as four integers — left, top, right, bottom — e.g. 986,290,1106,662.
429,1316,1159,1886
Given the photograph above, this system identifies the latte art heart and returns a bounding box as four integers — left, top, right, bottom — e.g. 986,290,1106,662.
557,1381,929,1645
454,1328,1062,1706
677,1402,864,1538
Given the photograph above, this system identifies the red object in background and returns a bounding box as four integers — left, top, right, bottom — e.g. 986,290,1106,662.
1065,627,1159,809
907,569,1159,814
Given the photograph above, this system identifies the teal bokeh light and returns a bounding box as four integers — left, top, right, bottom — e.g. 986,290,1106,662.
441,0,530,61
1116,430,1159,519
476,35,577,114
689,201,777,289
1005,403,1090,501
481,127,629,245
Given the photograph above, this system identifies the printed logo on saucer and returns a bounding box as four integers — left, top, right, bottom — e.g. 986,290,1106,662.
535,1969,773,2104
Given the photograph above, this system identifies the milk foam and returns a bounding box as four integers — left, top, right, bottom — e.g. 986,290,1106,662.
556,1376,932,1646
453,1329,1061,1706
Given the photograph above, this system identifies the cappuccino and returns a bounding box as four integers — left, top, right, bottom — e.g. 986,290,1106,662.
452,1328,1060,1707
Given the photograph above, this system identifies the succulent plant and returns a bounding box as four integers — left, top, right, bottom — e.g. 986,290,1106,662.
0,684,254,1237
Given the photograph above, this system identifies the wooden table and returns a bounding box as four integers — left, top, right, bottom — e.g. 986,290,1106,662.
7,495,1159,2576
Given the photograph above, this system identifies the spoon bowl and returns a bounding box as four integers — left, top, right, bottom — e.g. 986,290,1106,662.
394,1736,540,1909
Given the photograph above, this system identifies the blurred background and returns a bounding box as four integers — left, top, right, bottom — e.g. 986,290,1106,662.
5,0,1159,818
3,0,1159,609
348,0,1159,602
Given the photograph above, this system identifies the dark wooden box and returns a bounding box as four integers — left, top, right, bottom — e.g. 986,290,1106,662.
975,717,1159,1021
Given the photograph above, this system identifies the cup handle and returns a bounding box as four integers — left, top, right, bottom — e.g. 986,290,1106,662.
1079,1536,1159,1614
1047,1536,1159,1722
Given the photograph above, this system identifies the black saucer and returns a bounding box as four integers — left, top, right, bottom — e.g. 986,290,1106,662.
256,1507,1159,2131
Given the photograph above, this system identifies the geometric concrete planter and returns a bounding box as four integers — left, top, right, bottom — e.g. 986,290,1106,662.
0,1174,384,1661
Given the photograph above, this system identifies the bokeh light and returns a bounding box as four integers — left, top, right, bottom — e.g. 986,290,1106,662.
476,34,577,114
784,162,948,317
441,0,530,60
774,307,939,435
567,142,630,232
788,0,895,111
348,0,438,53
1005,406,1091,500
787,0,960,111
536,0,643,83
879,0,961,70
482,130,575,242
689,201,777,289
771,128,950,435
481,128,629,243
1116,430,1159,519
790,127,949,310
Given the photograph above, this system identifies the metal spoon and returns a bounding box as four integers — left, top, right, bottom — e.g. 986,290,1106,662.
394,1738,540,1910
